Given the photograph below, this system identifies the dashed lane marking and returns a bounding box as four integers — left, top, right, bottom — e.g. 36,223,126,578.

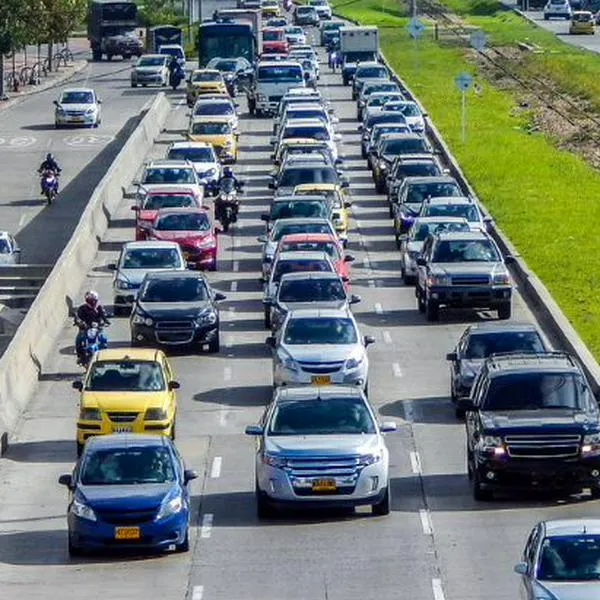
210,457,222,479
200,513,214,538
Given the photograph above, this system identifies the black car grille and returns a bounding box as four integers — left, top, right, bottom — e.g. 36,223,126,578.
451,275,490,286
66,110,86,116
298,360,344,374
97,508,158,525
505,434,582,458
107,412,139,423
155,320,195,344
269,95,282,103
156,320,194,330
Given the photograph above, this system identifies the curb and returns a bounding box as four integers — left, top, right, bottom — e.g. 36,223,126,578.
336,13,600,394
0,60,88,112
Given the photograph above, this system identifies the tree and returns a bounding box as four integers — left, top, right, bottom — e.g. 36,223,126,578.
0,0,28,97
43,0,86,70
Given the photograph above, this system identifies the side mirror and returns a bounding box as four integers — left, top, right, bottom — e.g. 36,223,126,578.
357,124,363,132
265,336,276,348
131,205,140,211
379,421,397,433
58,473,73,488
245,424,264,436
513,563,528,576
53,100,59,106
214,292,227,301
350,294,361,304
371,149,379,158
257,235,267,243
344,254,355,262
261,214,270,221
268,181,275,190
186,262,195,269
484,216,493,224
344,200,352,208
505,255,516,265
416,257,426,266
364,335,376,346
262,298,272,305
168,380,181,390
342,276,350,282
446,352,457,361
72,381,83,391
184,469,199,483
107,263,117,271
269,136,277,145
132,179,140,186
340,180,349,189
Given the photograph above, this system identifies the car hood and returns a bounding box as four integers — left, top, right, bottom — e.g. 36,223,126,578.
79,482,174,511
81,391,169,412
135,66,164,73
480,410,598,434
138,300,213,319
535,581,600,600
406,241,424,254
431,262,501,275
118,267,182,285
284,343,360,362
278,300,348,312
189,81,223,89
58,103,94,111
150,230,215,244
265,433,380,456
188,134,231,146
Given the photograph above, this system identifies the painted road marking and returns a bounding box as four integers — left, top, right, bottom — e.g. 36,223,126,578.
383,331,392,344
392,363,402,378
200,513,214,538
192,586,204,600
233,260,239,272
410,451,422,475
419,509,433,535
0,136,37,148
219,409,229,427
230,281,238,292
223,366,232,381
432,579,445,600
363,257,370,269
375,302,383,314
368,279,376,288
211,457,222,479
63,134,114,147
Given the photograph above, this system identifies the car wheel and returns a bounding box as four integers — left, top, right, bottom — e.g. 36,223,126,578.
374,178,384,194
498,303,512,320
256,482,274,519
455,406,465,419
170,420,176,441
544,14,549,19
404,273,415,286
208,332,220,353
472,469,493,501
372,483,391,516
264,308,271,329
425,298,439,322
361,146,367,159
76,442,84,457
416,287,426,313
589,485,600,499
68,535,84,557
130,336,142,347
175,528,189,552
363,379,369,398
131,82,137,88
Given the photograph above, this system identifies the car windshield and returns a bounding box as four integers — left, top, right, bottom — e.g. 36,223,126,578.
423,203,480,222
365,85,399,97
406,183,461,203
269,397,376,435
381,138,426,155
155,212,210,231
537,535,600,581
279,278,345,302
138,57,165,67
121,248,182,269
272,200,327,219
142,194,195,210
192,71,221,81
298,6,315,13
159,47,183,58
60,91,94,104
482,373,588,411
273,222,331,240
258,65,303,81
168,147,215,162
143,168,196,184
286,26,303,33
373,126,410,142
263,30,284,41
410,220,470,241
279,167,337,187
294,189,340,207
213,60,238,71
286,109,326,121
397,163,441,178
324,22,343,30
368,94,403,107
387,102,421,116
86,360,166,391
280,240,340,259
464,331,546,359
140,277,209,302
191,122,231,135
366,113,406,129
273,259,332,282
432,239,500,262
574,12,593,21
81,447,176,485
283,125,329,141
284,316,357,344
193,103,234,117
357,67,387,79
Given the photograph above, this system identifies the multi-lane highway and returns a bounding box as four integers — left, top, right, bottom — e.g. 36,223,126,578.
0,17,598,600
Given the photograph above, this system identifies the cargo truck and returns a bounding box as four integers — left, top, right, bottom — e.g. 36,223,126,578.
339,26,379,86
213,9,263,54
147,25,183,52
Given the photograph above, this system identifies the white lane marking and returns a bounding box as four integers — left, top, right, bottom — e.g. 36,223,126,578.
200,513,214,538
192,586,204,600
223,366,232,381
363,257,370,269
410,451,422,475
233,260,239,272
225,335,234,349
228,307,236,320
419,509,433,535
432,579,445,600
210,457,222,479
368,279,376,288
174,98,186,112
383,330,392,344
230,280,238,292
219,409,229,427
359,235,367,247
375,302,383,314
392,362,402,378
355,218,362,229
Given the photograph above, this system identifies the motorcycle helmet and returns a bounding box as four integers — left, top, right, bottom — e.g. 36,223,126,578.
223,167,233,178
84,290,99,308
46,153,53,161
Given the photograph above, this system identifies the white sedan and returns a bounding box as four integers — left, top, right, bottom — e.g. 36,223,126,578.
54,88,102,128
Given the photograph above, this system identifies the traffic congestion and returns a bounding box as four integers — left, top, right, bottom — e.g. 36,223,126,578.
2,0,600,598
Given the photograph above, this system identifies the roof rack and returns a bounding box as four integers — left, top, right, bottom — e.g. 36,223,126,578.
486,351,577,368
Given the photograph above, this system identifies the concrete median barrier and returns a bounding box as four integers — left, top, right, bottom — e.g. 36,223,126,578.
0,92,171,453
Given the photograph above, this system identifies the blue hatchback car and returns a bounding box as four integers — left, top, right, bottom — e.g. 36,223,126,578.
58,434,198,557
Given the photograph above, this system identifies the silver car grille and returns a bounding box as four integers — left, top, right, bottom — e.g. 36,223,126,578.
285,455,362,495
298,360,344,374
450,275,490,286
504,434,582,458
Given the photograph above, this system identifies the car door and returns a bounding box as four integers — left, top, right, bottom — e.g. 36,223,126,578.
161,352,177,418
466,373,489,457
449,330,469,391
416,235,434,294
520,525,542,600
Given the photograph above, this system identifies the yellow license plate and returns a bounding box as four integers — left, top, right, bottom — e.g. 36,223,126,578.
115,526,140,540
312,479,337,492
311,375,331,385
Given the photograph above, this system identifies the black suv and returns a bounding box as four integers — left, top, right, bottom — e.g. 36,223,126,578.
464,351,600,501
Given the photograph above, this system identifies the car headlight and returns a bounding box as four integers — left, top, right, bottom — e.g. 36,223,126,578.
378,160,388,171
132,314,153,326
156,495,184,520
57,107,66,115
282,356,299,372
493,271,511,285
202,167,217,177
358,452,382,465
85,107,97,115
345,355,364,370
427,273,451,286
257,93,267,101
71,499,97,522
582,433,600,456
197,310,217,325
145,407,169,421
223,140,233,148
196,237,216,248
79,407,102,420
478,435,506,455
262,453,288,468
116,278,133,290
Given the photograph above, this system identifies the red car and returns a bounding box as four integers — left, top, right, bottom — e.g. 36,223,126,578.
273,233,354,289
147,207,218,271
132,187,201,241
262,28,290,54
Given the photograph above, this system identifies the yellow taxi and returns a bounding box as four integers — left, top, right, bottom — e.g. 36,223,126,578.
261,0,281,17
292,182,352,247
73,348,179,456
186,69,229,106
570,11,595,34
187,116,239,163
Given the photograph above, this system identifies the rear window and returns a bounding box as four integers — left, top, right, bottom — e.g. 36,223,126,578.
381,138,428,155
258,65,303,81
271,200,328,219
279,167,337,187
406,182,461,203
282,125,330,141
273,258,333,282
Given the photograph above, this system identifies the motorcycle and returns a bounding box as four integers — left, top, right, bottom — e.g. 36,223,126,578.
169,65,184,90
75,320,109,367
214,178,243,232
39,169,59,205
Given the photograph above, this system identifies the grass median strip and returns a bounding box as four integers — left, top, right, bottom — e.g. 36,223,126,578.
332,0,600,357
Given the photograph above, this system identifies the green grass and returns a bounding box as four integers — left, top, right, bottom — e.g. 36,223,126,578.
332,0,600,357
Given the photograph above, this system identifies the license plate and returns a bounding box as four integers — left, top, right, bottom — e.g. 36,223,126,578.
311,375,331,385
72,117,85,122
312,479,337,492
115,526,140,540
113,426,131,433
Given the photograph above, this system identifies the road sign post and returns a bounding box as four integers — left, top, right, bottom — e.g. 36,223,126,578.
469,29,487,52
455,72,473,143
406,17,424,73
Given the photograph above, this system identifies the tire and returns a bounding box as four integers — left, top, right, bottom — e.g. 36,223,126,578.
416,287,426,313
256,483,274,519
425,299,439,322
455,406,465,419
130,336,142,347
92,49,101,61
472,469,493,501
248,98,256,116
208,332,220,353
264,307,271,329
76,442,84,457
106,54,113,61
68,535,84,557
372,484,391,515
374,178,384,194
498,303,512,320
170,420,176,441
403,273,415,286
343,77,349,86
131,83,137,88
175,528,189,553
361,146,367,159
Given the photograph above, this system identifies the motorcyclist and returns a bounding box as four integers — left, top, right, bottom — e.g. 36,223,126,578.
74,290,110,363
38,153,61,195
217,167,240,189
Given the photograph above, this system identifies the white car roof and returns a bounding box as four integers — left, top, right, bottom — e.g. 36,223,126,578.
122,241,182,250
169,141,214,149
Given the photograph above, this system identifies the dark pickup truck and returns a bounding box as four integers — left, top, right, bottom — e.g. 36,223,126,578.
464,351,600,501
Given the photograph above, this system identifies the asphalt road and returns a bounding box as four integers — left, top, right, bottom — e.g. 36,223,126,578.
0,19,597,600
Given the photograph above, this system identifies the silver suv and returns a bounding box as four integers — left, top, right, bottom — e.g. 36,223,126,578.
245,385,396,517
